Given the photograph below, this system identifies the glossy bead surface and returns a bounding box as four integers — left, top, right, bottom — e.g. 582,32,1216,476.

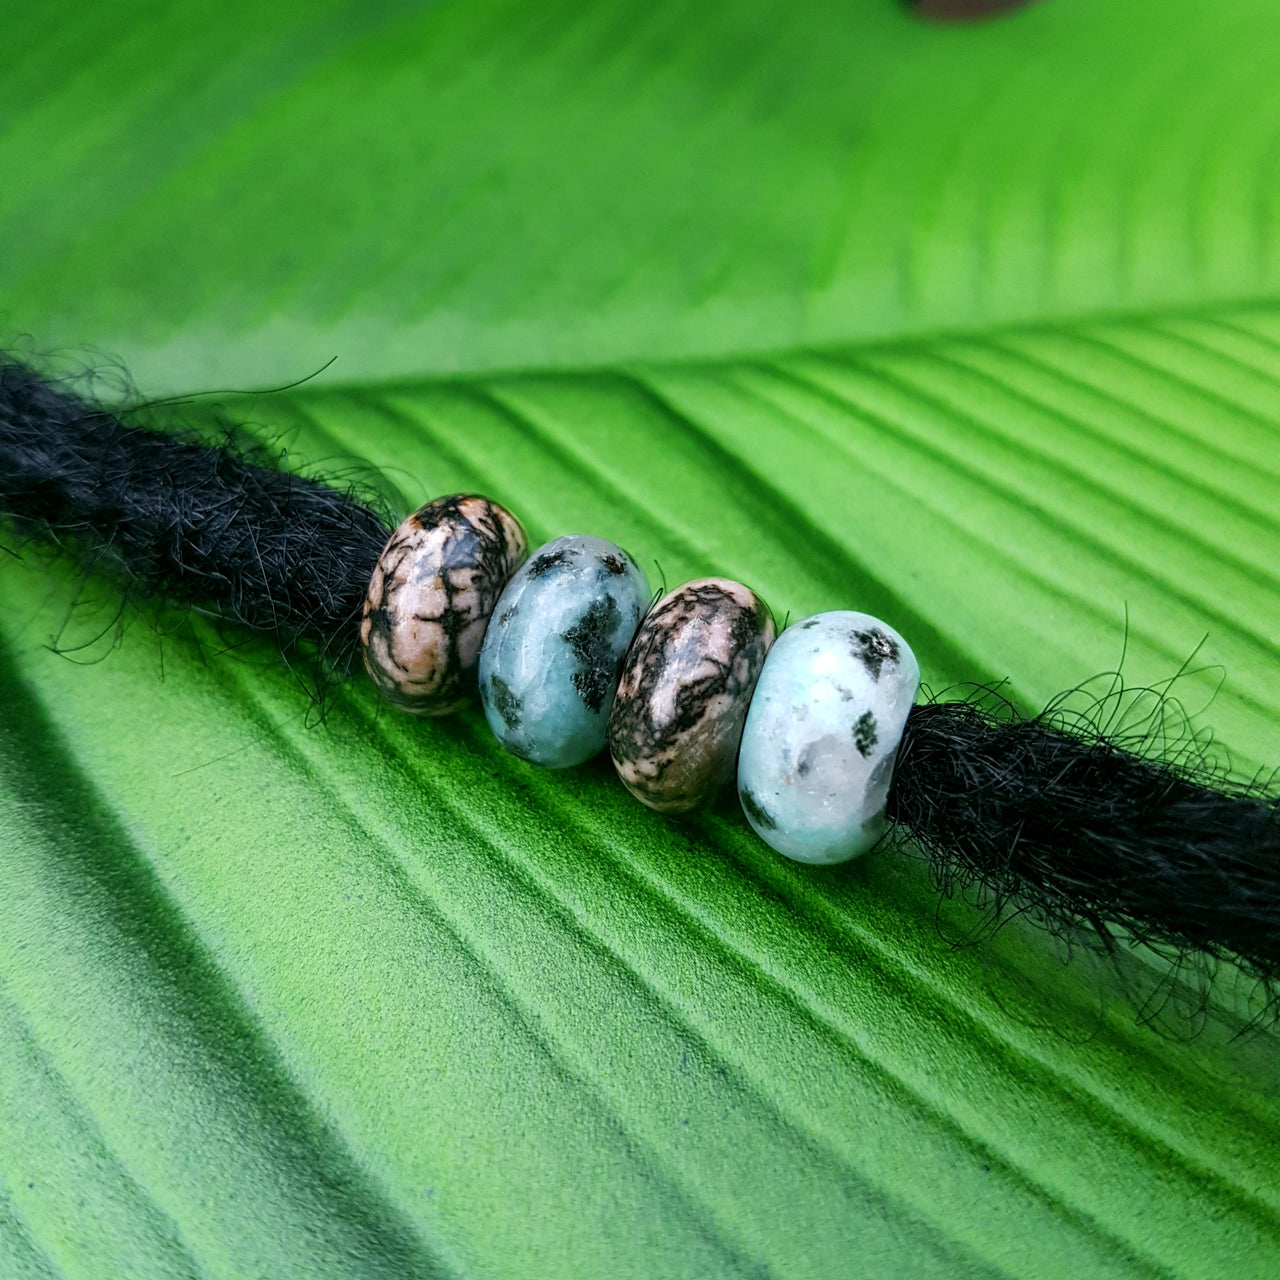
737,611,919,864
478,535,650,767
361,494,527,715
608,577,775,813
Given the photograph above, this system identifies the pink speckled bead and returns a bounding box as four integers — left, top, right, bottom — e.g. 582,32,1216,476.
360,494,526,715
607,577,775,812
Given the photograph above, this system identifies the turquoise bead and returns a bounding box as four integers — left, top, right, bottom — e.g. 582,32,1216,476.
479,535,650,767
737,611,920,864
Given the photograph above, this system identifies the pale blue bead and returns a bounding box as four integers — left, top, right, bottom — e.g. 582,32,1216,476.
479,535,650,768
737,611,920,865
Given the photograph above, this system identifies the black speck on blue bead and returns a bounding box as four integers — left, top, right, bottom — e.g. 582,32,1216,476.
527,548,573,578
850,627,899,681
739,786,779,830
853,710,878,758
487,673,523,730
564,595,623,714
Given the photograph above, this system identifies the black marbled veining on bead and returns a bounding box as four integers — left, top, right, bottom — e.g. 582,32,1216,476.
850,627,899,681
854,710,879,758
362,538,414,690
361,494,525,713
564,594,623,714
739,786,778,831
601,553,628,576
608,580,774,812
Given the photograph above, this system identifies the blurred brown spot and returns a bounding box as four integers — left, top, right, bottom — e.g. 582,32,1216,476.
913,0,1042,22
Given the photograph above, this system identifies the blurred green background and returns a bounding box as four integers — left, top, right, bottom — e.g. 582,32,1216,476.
1,1,1278,1276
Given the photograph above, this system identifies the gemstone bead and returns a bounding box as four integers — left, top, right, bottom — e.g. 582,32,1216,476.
478,535,650,767
737,611,919,864
360,494,527,715
608,577,775,813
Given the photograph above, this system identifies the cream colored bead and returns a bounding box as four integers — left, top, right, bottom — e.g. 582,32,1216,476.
607,577,775,812
360,494,526,715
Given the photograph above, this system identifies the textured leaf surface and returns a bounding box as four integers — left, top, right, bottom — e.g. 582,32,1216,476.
2,1,1279,1277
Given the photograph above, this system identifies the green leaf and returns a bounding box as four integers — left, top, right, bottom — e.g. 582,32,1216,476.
2,1,1279,1276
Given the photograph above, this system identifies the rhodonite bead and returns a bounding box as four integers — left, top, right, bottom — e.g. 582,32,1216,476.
360,494,527,715
478,535,650,767
608,577,775,813
737,610,919,864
